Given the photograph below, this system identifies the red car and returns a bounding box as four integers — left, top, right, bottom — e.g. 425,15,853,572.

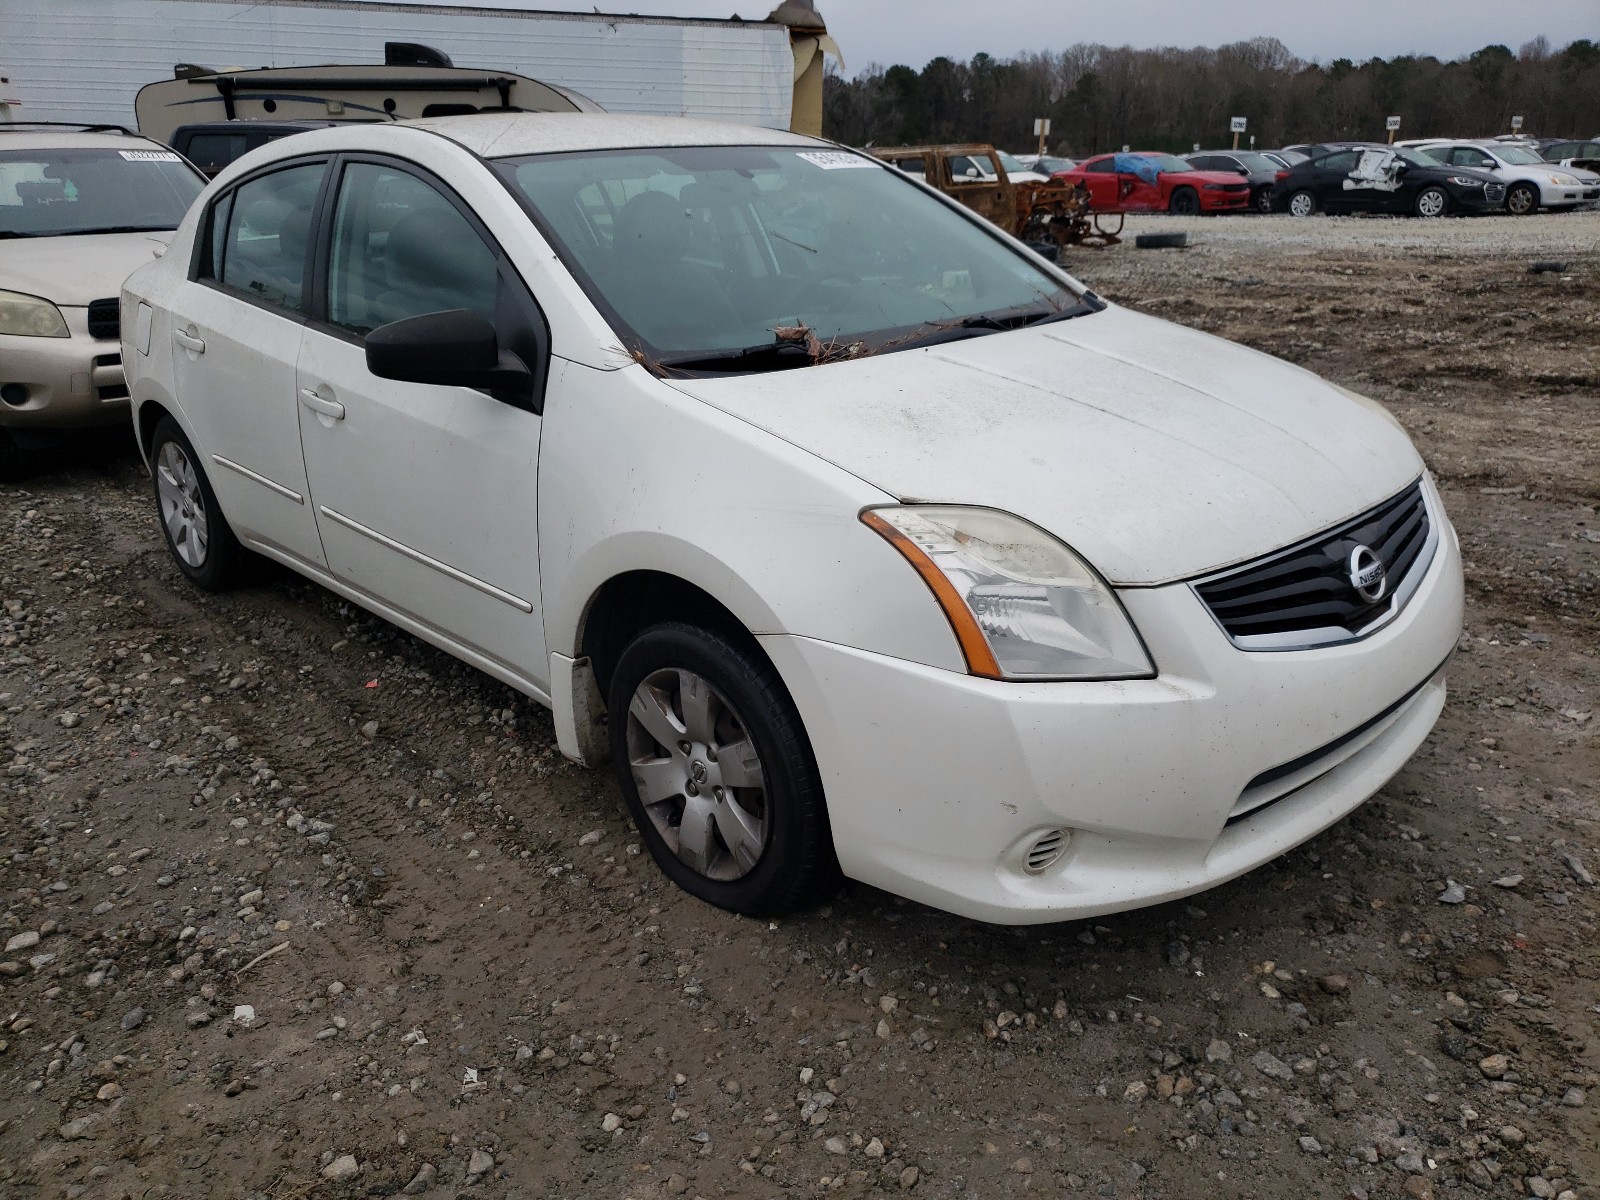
1056,152,1251,214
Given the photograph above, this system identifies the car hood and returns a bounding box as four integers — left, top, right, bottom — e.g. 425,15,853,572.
1173,169,1249,186
666,305,1423,586
0,232,173,306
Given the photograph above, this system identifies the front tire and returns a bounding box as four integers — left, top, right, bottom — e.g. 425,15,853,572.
1505,182,1538,216
0,428,26,483
149,416,247,591
1286,189,1317,217
1254,186,1274,214
1414,186,1449,218
1167,187,1199,215
608,621,837,916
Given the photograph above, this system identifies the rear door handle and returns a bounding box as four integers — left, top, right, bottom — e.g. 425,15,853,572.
299,388,345,421
173,329,205,353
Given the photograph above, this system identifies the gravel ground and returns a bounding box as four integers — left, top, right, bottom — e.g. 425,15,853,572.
1,222,1597,1200
1102,209,1600,255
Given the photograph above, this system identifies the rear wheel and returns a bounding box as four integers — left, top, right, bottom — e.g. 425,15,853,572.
149,416,248,591
608,621,837,916
1167,186,1200,215
1414,186,1448,218
1505,182,1538,216
1254,186,1274,214
1286,189,1317,217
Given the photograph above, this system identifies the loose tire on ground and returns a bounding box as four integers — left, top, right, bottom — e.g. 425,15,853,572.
608,620,838,916
1134,232,1188,249
149,416,249,591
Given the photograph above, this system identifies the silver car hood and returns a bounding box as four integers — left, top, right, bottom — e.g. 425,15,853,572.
0,232,172,306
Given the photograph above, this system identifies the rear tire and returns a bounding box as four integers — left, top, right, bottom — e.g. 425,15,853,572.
1286,189,1317,217
1505,182,1538,216
149,416,248,591
1254,186,1274,214
608,620,838,917
1167,187,1199,215
1414,186,1449,218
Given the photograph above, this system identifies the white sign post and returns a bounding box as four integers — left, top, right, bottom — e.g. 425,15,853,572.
1385,114,1402,143
1229,116,1246,150
1033,117,1051,156
1511,115,1524,133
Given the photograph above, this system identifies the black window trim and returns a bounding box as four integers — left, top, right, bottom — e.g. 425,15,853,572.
190,154,336,327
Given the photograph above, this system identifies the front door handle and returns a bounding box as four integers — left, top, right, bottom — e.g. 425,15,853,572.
173,328,205,353
299,388,345,421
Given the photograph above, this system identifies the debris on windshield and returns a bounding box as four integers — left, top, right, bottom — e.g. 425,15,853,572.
772,322,868,365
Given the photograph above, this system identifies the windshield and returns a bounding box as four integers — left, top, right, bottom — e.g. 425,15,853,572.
997,151,1029,174
0,147,204,237
497,145,1090,364
1493,145,1545,165
1233,152,1279,172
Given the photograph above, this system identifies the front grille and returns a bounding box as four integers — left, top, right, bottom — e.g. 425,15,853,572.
1485,183,1507,204
1194,480,1433,648
87,298,119,341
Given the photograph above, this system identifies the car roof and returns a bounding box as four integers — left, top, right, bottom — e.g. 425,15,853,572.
400,112,824,158
0,128,170,152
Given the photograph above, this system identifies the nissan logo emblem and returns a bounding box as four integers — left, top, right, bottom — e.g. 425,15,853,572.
1348,545,1388,603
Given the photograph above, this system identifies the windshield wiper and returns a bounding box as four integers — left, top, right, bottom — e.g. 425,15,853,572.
906,294,1106,349
655,340,818,374
0,230,46,239
57,225,175,237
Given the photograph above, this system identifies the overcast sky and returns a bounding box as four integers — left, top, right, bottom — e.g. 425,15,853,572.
522,0,1596,72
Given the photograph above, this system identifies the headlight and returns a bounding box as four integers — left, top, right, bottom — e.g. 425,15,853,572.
1549,173,1579,186
0,290,69,338
862,506,1154,681
1446,176,1485,187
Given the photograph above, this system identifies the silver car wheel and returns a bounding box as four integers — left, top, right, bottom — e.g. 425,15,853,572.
626,667,769,882
1506,184,1536,215
1288,191,1314,217
1416,188,1447,218
156,441,209,568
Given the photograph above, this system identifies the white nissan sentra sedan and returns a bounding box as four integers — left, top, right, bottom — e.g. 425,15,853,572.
121,114,1463,924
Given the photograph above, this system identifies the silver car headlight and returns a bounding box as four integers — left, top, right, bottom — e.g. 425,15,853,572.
1548,173,1580,186
862,506,1154,681
0,289,69,338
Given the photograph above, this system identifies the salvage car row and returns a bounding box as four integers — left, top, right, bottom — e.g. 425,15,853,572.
3,109,1467,933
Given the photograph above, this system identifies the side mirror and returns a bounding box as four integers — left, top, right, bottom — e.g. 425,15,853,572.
366,309,530,398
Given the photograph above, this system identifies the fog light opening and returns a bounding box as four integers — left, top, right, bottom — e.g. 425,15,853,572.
1,384,27,408
1024,828,1070,875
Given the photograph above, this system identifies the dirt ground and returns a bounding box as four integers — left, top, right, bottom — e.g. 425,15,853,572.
2,212,1596,1200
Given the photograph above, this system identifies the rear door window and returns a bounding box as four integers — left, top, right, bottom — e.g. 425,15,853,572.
215,163,327,314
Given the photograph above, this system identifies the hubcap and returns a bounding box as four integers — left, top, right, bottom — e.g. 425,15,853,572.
1508,188,1533,214
1290,193,1312,216
1419,190,1445,217
626,667,769,882
156,441,209,568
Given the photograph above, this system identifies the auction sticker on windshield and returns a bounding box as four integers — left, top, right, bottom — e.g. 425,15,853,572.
119,150,182,162
796,151,879,170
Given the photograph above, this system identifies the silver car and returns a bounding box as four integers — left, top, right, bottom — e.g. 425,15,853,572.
0,124,204,478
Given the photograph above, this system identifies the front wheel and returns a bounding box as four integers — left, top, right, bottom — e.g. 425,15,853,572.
1505,182,1538,216
1167,187,1199,215
1286,189,1317,217
1254,186,1274,214
149,416,248,591
608,621,838,916
1414,186,1448,218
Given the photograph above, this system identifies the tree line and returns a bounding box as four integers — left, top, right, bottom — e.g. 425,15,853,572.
821,37,1600,155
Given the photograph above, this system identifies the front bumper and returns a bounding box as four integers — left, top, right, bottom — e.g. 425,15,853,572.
0,306,128,431
764,495,1463,924
1199,190,1250,211
1448,185,1504,213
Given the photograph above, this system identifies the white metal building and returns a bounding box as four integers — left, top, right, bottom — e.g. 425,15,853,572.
1,0,795,129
